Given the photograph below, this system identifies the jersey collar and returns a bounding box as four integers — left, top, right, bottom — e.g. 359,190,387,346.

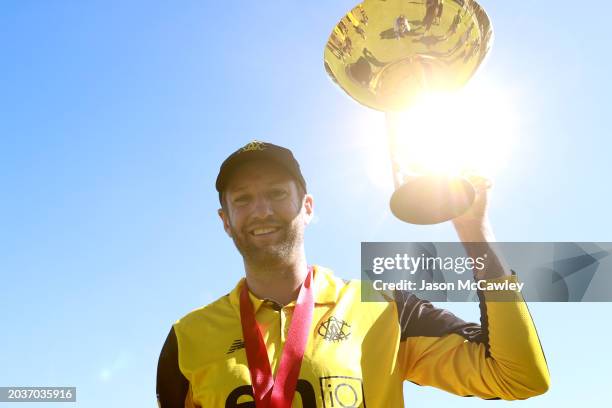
228,265,343,314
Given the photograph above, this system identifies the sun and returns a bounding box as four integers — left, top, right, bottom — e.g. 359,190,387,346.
356,78,518,191
388,80,518,181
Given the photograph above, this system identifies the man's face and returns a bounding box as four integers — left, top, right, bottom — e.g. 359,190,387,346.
218,160,313,268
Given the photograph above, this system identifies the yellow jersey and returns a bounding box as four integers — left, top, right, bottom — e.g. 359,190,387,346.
157,265,549,407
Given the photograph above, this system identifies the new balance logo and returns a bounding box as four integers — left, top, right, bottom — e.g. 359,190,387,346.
226,339,245,354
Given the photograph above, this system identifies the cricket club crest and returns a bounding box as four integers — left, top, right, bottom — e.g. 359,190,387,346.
240,140,266,153
318,316,351,342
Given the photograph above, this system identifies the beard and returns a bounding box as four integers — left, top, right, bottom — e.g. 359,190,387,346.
229,215,304,272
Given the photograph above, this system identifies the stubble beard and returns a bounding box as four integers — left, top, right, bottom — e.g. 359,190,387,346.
230,217,304,277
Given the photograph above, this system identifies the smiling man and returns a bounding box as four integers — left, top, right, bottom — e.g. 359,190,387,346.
156,141,550,408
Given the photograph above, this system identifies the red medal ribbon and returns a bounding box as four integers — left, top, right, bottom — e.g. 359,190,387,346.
239,266,315,408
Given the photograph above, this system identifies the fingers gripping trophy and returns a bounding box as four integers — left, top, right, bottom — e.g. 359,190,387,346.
324,0,493,224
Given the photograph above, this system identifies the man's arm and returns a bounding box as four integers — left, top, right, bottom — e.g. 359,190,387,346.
396,176,550,400
451,174,510,281
396,274,550,400
156,326,195,408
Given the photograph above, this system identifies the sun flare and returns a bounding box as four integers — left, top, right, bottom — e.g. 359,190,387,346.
389,81,517,180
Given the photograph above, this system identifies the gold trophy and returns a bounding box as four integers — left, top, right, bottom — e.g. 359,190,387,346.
324,0,493,224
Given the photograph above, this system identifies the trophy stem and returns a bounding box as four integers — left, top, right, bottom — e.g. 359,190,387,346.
385,112,403,190
384,110,476,224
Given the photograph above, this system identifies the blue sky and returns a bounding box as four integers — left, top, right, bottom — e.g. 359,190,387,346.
1,1,611,406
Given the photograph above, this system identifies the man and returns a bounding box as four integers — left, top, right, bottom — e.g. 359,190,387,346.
157,141,550,407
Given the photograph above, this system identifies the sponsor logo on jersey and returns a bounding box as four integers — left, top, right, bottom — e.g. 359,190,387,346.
226,377,365,407
226,380,317,407
320,376,366,408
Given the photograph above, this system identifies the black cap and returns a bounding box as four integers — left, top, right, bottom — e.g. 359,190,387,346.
215,141,307,203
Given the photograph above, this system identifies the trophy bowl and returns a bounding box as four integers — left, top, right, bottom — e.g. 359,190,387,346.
324,0,493,224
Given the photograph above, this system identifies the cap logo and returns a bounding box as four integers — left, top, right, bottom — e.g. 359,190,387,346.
240,140,266,153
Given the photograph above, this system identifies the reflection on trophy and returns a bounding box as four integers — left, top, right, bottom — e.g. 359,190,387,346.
324,0,493,224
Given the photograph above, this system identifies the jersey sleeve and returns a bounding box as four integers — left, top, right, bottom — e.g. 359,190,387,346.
156,326,198,408
395,273,550,400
